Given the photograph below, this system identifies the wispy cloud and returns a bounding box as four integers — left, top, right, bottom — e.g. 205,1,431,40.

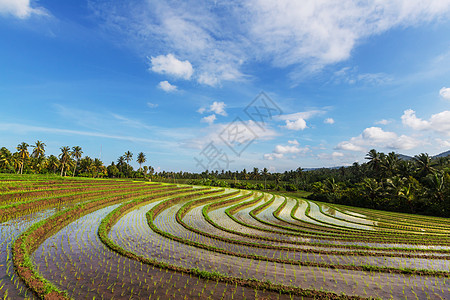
0,0,49,19
0,122,166,144
90,0,450,84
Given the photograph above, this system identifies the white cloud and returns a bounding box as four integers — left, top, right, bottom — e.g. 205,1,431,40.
277,110,325,131
324,118,335,124
336,141,365,152
264,141,309,160
0,0,47,18
150,54,193,80
284,118,307,130
375,119,391,125
401,109,430,130
91,1,450,84
436,138,450,148
246,1,450,72
209,101,227,116
147,102,158,108
402,109,450,135
158,80,177,92
440,87,450,100
201,114,216,125
336,126,422,152
198,101,227,117
332,67,392,85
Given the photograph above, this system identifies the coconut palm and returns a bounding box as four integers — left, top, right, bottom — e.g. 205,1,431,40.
365,149,384,176
47,155,59,173
137,152,146,172
31,140,46,159
80,156,94,175
380,152,399,178
124,151,133,165
59,146,71,176
71,146,83,177
414,153,435,178
93,158,104,177
252,167,259,180
0,147,12,169
16,142,30,174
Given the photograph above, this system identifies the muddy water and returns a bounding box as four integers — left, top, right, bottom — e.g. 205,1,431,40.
0,206,70,299
33,200,290,299
109,195,450,299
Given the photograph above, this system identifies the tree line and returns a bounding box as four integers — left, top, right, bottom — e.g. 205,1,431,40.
309,150,450,217
1,141,449,217
0,141,152,179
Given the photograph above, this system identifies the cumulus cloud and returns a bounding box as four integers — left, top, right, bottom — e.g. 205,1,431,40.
198,101,227,117
336,127,422,152
201,114,216,125
0,0,47,18
277,110,325,131
324,118,335,124
401,109,450,135
157,80,177,92
284,118,307,130
209,101,227,116
150,54,193,80
264,141,309,160
440,87,450,100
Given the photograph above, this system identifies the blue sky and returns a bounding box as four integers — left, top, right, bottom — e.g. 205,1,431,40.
1,0,450,172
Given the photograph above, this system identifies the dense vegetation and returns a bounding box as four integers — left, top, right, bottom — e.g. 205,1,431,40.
1,141,449,217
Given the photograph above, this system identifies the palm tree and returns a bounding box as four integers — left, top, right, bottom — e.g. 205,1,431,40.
16,142,30,174
380,152,399,178
47,155,59,173
31,140,46,158
59,146,71,176
0,147,12,169
261,167,269,189
93,158,104,177
414,153,435,178
137,152,146,172
252,167,259,180
365,149,383,176
124,151,133,165
80,156,94,175
71,146,83,177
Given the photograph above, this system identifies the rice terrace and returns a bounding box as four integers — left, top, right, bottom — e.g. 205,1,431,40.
0,169,449,299
2,1,450,299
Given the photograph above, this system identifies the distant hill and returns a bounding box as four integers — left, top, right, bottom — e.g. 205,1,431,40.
396,150,450,160
433,150,450,158
397,154,413,161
